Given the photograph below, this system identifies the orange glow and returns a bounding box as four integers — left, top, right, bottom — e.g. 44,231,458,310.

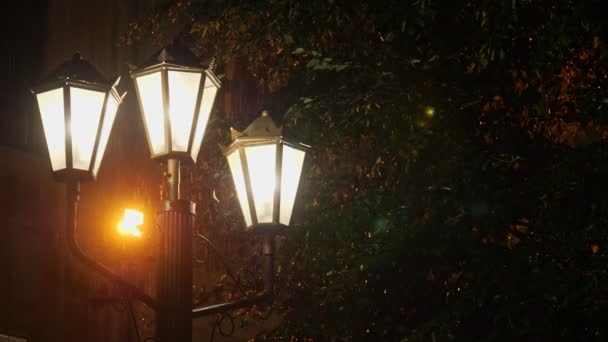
117,209,143,238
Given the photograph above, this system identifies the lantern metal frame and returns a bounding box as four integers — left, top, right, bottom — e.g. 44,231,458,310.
32,54,124,183
223,113,310,233
130,47,221,163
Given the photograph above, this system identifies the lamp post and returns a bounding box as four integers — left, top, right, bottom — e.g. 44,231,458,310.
34,48,307,341
221,111,309,305
223,111,309,300
190,111,309,318
190,111,309,319
130,43,220,341
32,53,158,309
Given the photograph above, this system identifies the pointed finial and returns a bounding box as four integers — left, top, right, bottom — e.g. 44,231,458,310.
158,49,174,63
113,76,122,87
239,111,282,138
230,127,242,141
208,57,217,71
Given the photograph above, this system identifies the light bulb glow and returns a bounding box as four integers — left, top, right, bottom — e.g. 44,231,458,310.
37,88,66,171
70,87,105,170
93,95,119,176
227,150,253,226
190,79,218,161
117,209,143,237
136,72,166,155
280,145,305,225
168,70,201,151
245,144,277,223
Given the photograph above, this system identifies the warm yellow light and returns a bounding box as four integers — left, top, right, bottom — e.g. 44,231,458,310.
136,72,167,155
190,78,218,161
280,145,306,225
70,87,105,170
37,88,66,171
425,106,435,118
93,95,119,177
117,209,143,238
168,70,201,151
227,150,253,227
245,144,277,223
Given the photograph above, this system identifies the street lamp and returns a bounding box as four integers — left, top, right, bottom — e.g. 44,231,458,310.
34,47,307,342
33,53,124,181
32,53,157,309
223,111,309,232
130,43,222,341
131,44,220,164
190,112,310,324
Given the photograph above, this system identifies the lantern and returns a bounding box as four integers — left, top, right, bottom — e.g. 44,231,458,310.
131,44,221,162
33,53,124,182
223,112,309,232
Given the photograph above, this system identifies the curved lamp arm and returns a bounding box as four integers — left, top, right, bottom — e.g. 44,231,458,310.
66,181,158,311
192,234,275,318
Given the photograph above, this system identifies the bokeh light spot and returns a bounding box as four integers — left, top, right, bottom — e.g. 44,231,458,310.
117,209,143,238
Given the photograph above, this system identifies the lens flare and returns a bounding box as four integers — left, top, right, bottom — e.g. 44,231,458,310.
117,209,143,237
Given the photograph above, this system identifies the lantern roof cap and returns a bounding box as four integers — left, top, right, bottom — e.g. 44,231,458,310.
138,41,209,69
40,53,110,86
231,111,282,141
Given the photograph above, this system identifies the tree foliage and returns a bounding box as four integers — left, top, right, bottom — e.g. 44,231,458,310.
125,0,608,340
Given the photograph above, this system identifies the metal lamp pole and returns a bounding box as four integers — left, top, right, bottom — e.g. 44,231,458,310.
156,160,281,339
129,42,222,340
156,158,194,341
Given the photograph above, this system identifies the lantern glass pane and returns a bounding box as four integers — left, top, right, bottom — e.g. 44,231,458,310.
190,78,218,161
227,150,252,227
93,95,119,176
37,88,66,171
70,87,105,170
168,70,201,151
245,144,276,223
135,72,166,154
280,145,306,225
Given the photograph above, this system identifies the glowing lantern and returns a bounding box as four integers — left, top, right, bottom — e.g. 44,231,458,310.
131,44,221,162
223,111,309,232
117,209,144,238
33,53,124,181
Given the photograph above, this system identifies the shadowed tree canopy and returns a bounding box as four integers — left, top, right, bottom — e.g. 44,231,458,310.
125,0,608,340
